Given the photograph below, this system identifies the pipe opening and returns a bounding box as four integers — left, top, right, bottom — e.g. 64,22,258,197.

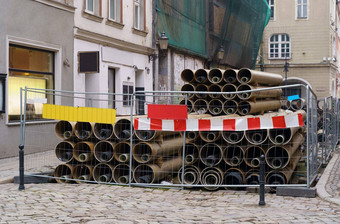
246,129,268,144
269,128,291,145
238,101,250,115
181,84,195,97
134,165,154,183
195,85,208,98
94,123,113,140
195,69,208,83
224,171,243,185
223,100,237,115
222,131,244,144
272,158,283,169
184,172,196,184
245,146,263,168
193,99,208,113
237,85,251,99
114,119,133,140
222,84,236,99
75,122,92,140
94,141,114,163
208,99,222,115
181,69,195,83
55,121,73,139
238,69,251,84
135,130,156,141
266,146,289,169
74,165,91,181
200,143,222,166
56,142,74,162
246,174,259,185
179,99,193,113
93,164,112,183
186,132,198,140
223,70,237,83
224,145,243,166
63,131,72,139
113,164,130,184
200,131,220,142
205,174,218,185
115,142,130,163
267,173,286,185
133,143,152,163
54,164,73,183
74,142,92,162
208,84,221,98
209,69,222,83
251,158,260,167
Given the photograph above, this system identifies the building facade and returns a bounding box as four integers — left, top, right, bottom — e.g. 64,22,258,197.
0,0,75,158
257,0,338,99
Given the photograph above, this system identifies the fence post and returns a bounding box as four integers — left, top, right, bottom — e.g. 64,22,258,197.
259,154,265,206
129,92,135,187
19,87,27,191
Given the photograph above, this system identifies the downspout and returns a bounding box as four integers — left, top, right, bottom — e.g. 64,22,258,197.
152,0,159,93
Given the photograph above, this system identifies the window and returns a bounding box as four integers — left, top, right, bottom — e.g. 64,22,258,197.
8,45,54,122
123,83,133,106
109,0,122,23
297,0,307,18
85,0,94,13
84,0,102,18
267,0,274,19
134,0,145,30
269,34,291,59
0,74,5,113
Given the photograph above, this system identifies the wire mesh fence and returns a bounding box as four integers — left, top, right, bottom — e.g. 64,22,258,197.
19,82,323,189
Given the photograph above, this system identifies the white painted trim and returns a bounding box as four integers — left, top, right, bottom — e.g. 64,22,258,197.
6,36,62,125
33,0,76,13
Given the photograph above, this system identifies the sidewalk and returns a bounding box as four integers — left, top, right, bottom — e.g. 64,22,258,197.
316,149,340,205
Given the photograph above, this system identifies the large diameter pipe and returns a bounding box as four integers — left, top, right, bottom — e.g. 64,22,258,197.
54,164,75,183
75,122,94,140
195,84,209,99
222,131,245,144
135,130,175,142
94,141,115,163
93,163,114,183
199,131,221,143
223,145,244,166
73,141,95,162
224,168,245,186
113,118,134,140
181,83,196,99
265,132,305,169
281,99,291,110
55,121,76,140
194,69,210,84
268,127,300,145
133,157,183,184
222,84,237,100
245,169,260,185
237,68,283,86
201,167,224,190
238,100,281,116
237,84,282,100
208,69,224,84
290,99,305,111
245,129,268,145
244,145,266,168
223,69,239,84
55,141,75,163
223,100,238,115
181,69,195,83
179,143,199,165
93,123,114,141
193,99,209,114
199,143,223,167
114,141,130,163
73,164,93,183
179,99,194,113
208,99,223,115
177,165,201,187
112,164,130,184
208,84,222,99
132,137,183,163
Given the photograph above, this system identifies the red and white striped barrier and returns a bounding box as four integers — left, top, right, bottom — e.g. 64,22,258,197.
134,113,304,132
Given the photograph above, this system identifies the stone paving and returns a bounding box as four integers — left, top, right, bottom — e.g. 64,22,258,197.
0,183,340,224
325,151,340,198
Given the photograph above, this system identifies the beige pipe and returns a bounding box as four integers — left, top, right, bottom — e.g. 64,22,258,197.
181,69,196,83
222,84,237,100
281,99,291,110
222,100,238,115
245,129,269,145
55,121,76,140
55,141,75,163
208,84,222,99
268,127,300,145
222,131,245,144
194,69,210,84
113,118,134,140
181,83,196,99
238,100,282,115
199,143,223,167
75,122,95,140
224,168,245,186
237,84,282,100
93,163,114,183
179,99,194,114
114,141,130,163
208,68,225,84
112,164,130,184
135,130,176,142
223,69,239,84
94,141,115,163
237,68,283,86
54,164,75,184
179,143,200,165
290,99,306,111
193,99,209,114
73,141,95,162
195,84,209,99
73,164,93,184
244,145,266,168
199,131,221,143
132,137,183,163
223,145,244,166
177,165,201,187
133,157,183,183
93,123,114,141
245,169,260,185
265,132,305,169
208,99,223,115
201,167,224,191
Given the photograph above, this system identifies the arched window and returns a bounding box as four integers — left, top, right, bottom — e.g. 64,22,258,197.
269,34,291,59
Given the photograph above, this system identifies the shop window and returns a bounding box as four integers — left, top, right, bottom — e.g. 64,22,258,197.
123,83,133,106
134,0,145,30
8,45,54,122
0,74,5,113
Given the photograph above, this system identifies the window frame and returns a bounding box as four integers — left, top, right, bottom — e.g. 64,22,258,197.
109,0,117,21
267,0,274,20
123,83,134,107
133,0,145,31
0,74,6,113
85,0,94,14
297,0,308,19
108,0,122,23
268,34,291,59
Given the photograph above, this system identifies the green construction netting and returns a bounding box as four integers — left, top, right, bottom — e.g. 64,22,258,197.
156,0,270,68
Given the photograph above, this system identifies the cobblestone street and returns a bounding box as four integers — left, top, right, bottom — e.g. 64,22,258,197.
0,183,339,224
